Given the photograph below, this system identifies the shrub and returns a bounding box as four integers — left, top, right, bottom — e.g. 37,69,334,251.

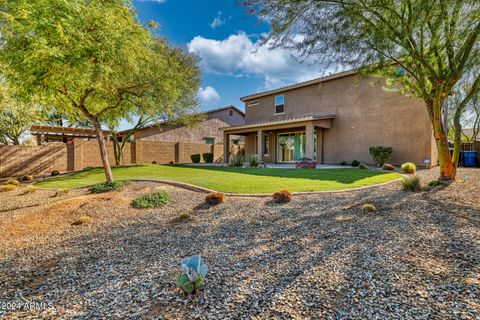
179,213,193,220
0,184,17,192
51,170,60,176
362,204,376,212
25,186,38,194
401,162,416,174
6,179,19,186
206,192,225,205
89,180,129,193
273,190,292,203
351,160,360,167
339,161,348,166
229,154,244,167
191,154,201,163
83,166,94,171
132,191,169,209
358,163,369,169
246,154,259,167
401,175,421,192
368,146,393,166
152,161,157,164
202,153,214,163
383,163,396,171
295,158,316,169
72,215,92,225
427,179,450,187
22,175,33,181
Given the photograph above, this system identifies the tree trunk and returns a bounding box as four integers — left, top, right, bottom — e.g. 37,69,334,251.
428,98,456,180
92,119,114,182
451,107,463,167
112,134,121,166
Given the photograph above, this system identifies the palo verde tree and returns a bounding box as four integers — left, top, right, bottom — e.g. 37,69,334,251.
243,0,480,180
0,0,200,182
0,80,41,145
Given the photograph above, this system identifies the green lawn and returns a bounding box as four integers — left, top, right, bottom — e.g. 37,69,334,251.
35,164,401,193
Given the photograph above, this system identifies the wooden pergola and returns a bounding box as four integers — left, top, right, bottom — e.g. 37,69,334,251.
30,125,111,145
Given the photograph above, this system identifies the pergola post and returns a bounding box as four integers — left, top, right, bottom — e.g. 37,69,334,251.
257,129,263,162
223,132,230,164
305,123,315,160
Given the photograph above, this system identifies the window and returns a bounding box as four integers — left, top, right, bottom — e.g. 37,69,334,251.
263,134,269,156
275,95,284,114
205,137,215,145
248,100,259,107
229,109,234,116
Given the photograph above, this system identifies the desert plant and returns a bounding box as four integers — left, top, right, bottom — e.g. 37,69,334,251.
229,154,244,167
178,213,193,220
205,192,225,205
427,179,451,187
191,154,201,163
358,163,369,170
246,154,259,167
0,184,17,192
401,162,416,174
22,175,33,181
132,191,169,209
272,190,292,203
89,180,129,193
25,185,38,194
351,160,360,167
51,170,60,176
401,175,421,192
6,179,19,186
362,204,376,212
202,153,214,163
368,146,393,166
72,215,92,225
382,163,395,171
177,256,208,295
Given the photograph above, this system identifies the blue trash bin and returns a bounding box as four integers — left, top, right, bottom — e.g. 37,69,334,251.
463,151,478,167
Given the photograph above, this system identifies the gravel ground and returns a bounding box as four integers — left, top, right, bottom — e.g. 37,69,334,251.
0,168,479,319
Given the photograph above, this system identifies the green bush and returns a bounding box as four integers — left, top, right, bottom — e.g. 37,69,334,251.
6,179,19,186
368,146,393,166
229,154,244,167
132,191,169,208
179,212,193,220
51,170,60,176
191,154,201,163
25,185,38,194
382,163,396,171
89,180,129,193
339,161,348,166
202,152,214,163
358,163,369,169
0,184,17,192
362,204,376,212
401,175,421,192
246,154,259,167
401,162,416,174
351,160,360,167
428,179,450,187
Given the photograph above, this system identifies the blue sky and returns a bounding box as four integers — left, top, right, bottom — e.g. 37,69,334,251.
132,0,328,113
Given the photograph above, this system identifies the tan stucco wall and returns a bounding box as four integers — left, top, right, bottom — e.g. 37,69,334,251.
134,108,245,144
243,74,436,166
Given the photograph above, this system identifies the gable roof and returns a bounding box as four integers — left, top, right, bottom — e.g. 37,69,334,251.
240,69,358,101
221,113,336,131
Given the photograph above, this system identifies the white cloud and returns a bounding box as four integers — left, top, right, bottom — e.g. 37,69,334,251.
187,32,334,90
210,11,225,29
198,86,221,104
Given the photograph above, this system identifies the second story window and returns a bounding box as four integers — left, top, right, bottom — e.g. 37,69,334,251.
275,95,284,114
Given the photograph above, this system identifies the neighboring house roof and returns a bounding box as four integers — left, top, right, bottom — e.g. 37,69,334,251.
240,69,358,101
221,113,336,131
30,125,111,136
118,105,245,135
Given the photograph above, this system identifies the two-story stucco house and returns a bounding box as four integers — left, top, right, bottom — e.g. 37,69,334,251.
221,70,438,166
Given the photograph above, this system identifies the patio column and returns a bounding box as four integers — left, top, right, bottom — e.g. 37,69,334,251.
223,132,230,163
305,123,315,160
257,129,263,162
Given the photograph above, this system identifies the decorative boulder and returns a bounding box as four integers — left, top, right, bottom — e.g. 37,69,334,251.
295,158,316,169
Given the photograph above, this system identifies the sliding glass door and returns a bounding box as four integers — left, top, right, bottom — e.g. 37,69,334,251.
277,132,306,162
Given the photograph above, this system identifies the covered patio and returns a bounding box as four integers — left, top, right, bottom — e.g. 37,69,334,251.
221,113,335,164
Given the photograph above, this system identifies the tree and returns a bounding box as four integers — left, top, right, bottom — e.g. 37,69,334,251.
0,81,41,145
242,0,480,180
0,0,200,182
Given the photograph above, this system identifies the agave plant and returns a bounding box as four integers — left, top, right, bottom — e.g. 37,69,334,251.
176,256,208,295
